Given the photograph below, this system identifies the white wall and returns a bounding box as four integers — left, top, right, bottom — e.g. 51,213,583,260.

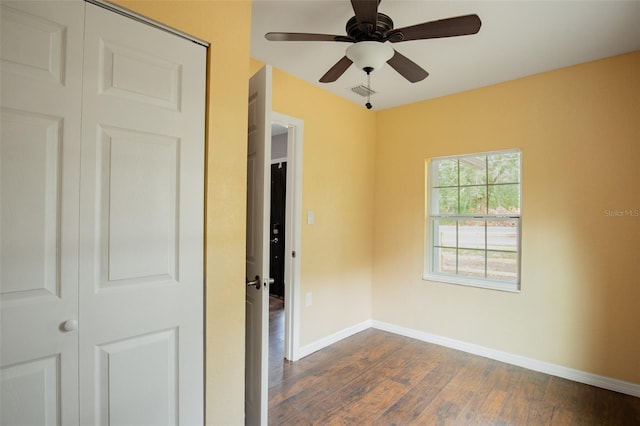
271,133,287,161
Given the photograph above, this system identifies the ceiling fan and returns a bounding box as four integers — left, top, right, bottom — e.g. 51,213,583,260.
265,0,481,108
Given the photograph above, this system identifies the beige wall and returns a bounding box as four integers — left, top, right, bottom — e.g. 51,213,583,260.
111,1,251,424
373,51,640,383
250,60,377,345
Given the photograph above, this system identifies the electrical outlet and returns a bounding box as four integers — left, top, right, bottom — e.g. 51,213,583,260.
305,292,312,307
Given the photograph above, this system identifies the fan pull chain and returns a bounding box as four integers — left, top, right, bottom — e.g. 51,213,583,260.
365,70,372,110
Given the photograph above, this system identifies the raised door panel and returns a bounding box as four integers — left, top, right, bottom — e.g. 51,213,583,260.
1,111,62,299
0,4,65,83
97,126,179,287
0,2,84,424
0,356,60,426
99,40,181,110
95,329,178,426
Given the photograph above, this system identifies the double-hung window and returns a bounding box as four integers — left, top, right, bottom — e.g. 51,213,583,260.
425,150,522,292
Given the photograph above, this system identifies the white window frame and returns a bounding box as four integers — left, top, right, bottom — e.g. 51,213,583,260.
424,149,522,292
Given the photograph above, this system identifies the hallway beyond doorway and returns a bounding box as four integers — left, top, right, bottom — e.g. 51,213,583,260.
269,296,285,389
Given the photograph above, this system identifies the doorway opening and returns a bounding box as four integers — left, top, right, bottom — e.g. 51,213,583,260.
269,126,287,300
268,113,303,385
268,123,287,387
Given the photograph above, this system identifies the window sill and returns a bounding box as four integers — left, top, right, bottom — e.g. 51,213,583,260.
423,274,520,293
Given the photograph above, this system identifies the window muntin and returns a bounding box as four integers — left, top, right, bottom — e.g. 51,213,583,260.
426,150,521,291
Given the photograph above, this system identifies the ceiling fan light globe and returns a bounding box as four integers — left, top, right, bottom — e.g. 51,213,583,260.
346,41,394,72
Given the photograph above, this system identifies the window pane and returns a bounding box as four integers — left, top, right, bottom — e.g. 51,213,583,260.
487,251,518,282
488,152,520,184
487,221,518,252
458,249,485,279
459,156,486,186
488,184,520,214
459,185,487,214
433,187,458,215
458,221,485,250
426,150,521,289
432,219,456,248
433,247,456,275
434,158,458,187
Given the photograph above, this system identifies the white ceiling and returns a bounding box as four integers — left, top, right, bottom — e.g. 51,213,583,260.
251,0,640,111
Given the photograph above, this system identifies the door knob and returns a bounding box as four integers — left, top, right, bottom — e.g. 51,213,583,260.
266,278,275,287
62,319,78,332
246,275,260,289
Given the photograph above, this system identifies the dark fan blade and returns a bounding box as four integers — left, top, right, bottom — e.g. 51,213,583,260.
319,56,353,83
387,50,428,83
266,32,354,42
351,0,380,28
387,14,481,42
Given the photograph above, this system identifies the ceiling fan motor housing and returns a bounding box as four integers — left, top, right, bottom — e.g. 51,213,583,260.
346,13,394,41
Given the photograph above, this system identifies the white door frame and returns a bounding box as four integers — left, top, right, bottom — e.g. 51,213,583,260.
271,112,303,362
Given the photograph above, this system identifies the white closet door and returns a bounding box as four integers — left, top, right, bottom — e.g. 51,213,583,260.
78,4,205,426
0,1,84,425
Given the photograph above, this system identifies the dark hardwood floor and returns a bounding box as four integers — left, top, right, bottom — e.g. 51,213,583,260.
268,297,640,425
269,296,286,388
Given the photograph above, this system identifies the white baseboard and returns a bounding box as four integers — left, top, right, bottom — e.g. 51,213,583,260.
298,320,372,359
294,319,640,398
371,320,640,398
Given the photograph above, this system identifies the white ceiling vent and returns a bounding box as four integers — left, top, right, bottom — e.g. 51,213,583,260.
350,85,376,98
